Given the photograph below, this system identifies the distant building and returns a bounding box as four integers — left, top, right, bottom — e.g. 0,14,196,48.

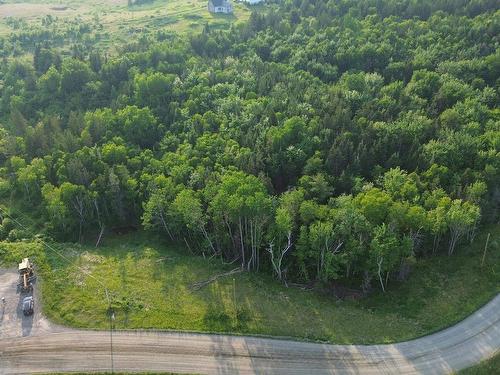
208,0,233,14
242,0,264,4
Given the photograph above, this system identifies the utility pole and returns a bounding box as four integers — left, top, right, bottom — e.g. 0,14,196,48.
0,206,115,370
233,278,237,322
110,310,115,374
105,288,114,374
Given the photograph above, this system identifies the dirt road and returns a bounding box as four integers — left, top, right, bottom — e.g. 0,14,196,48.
0,267,498,374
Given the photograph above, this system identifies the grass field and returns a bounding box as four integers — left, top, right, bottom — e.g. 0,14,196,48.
457,352,500,374
15,223,495,345
0,0,255,41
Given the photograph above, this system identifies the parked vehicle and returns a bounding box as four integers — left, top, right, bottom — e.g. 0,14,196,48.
22,296,34,316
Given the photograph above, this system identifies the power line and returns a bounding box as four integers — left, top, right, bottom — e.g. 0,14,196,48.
0,205,115,373
0,205,108,293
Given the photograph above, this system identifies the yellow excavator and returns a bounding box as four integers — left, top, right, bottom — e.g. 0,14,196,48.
18,258,34,293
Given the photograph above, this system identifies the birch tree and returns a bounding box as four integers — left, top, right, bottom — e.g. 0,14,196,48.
41,183,69,233
267,208,293,281
266,189,304,281
60,182,90,242
172,188,216,256
142,175,181,241
209,170,271,270
446,199,480,255
369,224,412,292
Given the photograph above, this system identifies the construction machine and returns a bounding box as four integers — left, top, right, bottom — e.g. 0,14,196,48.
18,258,35,293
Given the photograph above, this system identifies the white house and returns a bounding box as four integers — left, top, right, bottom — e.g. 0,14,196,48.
208,0,233,14
242,0,264,4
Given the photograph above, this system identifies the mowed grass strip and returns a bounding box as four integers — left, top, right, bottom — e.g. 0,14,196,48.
457,352,500,374
40,225,499,344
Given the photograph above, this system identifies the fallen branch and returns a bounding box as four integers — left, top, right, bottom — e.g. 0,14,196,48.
190,268,242,290
95,226,105,248
222,256,240,265
288,282,315,291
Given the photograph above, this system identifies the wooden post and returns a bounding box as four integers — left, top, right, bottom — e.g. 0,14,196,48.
233,278,237,322
481,233,490,267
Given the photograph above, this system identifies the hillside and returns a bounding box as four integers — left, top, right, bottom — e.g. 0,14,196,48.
0,0,498,345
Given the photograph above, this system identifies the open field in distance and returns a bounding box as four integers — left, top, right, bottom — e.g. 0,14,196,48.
0,0,255,45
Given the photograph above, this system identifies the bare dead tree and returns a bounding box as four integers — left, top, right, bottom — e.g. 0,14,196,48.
377,257,385,293
266,232,293,281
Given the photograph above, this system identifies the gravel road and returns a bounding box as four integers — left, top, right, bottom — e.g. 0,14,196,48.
0,268,498,374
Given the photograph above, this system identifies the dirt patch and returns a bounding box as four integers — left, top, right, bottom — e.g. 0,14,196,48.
0,3,75,18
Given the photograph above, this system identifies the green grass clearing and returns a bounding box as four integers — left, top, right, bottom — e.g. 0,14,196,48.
19,224,497,345
457,352,500,374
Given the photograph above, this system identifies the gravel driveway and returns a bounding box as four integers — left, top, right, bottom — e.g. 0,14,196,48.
0,269,55,339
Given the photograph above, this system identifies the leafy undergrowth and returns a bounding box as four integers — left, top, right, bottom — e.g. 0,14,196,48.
3,225,498,345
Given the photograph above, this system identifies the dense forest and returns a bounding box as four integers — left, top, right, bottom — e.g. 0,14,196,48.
0,0,498,292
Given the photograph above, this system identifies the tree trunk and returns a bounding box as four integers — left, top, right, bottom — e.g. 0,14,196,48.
201,226,216,255
448,229,461,256
247,219,254,271
223,216,236,258
159,212,174,241
96,225,105,247
184,237,194,254
362,271,372,295
432,234,440,254
377,257,385,293
239,217,245,269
